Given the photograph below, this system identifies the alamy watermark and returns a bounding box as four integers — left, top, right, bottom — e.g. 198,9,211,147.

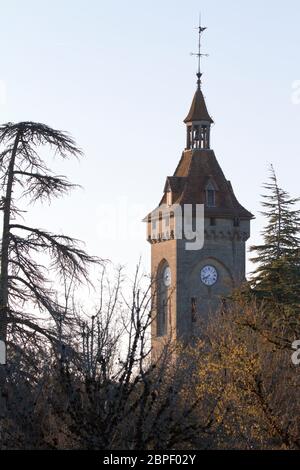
0,340,6,365
291,340,300,365
149,203,205,251
97,199,205,252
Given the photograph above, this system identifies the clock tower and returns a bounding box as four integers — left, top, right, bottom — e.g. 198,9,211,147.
145,24,253,358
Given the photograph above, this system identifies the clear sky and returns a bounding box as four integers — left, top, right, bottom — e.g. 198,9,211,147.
1,0,300,278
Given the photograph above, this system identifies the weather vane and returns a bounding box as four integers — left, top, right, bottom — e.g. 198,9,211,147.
190,14,208,89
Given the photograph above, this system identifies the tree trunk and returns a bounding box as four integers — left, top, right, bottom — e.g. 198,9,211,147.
0,129,21,414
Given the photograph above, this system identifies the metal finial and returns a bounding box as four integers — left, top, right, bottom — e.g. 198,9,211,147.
190,14,209,89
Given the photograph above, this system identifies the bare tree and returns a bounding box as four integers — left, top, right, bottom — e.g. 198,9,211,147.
0,122,99,409
0,261,221,450
37,265,220,450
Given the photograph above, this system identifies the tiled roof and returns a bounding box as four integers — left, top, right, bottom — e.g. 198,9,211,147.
164,176,186,194
160,149,253,219
184,88,214,124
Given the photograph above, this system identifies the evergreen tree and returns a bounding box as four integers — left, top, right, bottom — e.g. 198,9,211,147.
250,165,300,311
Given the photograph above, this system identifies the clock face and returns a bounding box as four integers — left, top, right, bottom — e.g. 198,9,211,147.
200,265,218,286
163,266,171,287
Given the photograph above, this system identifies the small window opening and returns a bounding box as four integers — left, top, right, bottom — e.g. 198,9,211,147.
233,217,240,227
206,189,216,207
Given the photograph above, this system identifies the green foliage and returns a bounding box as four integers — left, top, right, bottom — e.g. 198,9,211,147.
250,165,300,313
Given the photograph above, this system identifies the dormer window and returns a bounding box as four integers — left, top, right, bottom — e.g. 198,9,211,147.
205,181,216,207
206,189,215,207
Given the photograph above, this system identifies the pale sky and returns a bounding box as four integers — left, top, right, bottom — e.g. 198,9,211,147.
1,0,300,278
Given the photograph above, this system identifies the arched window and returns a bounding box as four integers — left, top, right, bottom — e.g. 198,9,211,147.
187,122,211,150
205,181,216,207
156,261,170,337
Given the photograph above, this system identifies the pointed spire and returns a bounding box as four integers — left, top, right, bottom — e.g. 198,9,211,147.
184,18,213,150
184,88,213,124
